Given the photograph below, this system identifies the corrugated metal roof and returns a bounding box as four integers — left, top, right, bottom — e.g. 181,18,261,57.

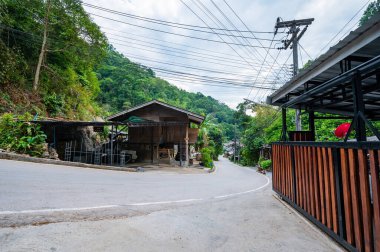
107,100,205,123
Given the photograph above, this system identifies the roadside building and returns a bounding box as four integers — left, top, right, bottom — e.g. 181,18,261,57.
108,100,204,165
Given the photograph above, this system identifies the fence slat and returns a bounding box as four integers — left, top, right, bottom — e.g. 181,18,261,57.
348,148,364,251
313,146,321,221
317,147,326,225
369,150,380,252
308,146,315,217
340,148,354,245
296,146,301,206
288,146,293,201
323,147,332,230
357,149,373,252
299,146,305,209
304,146,310,213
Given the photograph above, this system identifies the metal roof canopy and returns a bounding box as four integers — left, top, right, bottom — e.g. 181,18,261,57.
267,14,380,119
29,120,125,127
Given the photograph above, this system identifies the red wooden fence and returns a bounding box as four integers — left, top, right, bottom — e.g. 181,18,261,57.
272,143,380,252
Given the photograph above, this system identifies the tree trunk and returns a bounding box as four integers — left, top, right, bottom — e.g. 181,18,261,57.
33,0,51,91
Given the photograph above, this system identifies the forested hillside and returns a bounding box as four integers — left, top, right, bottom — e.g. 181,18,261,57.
0,0,235,138
96,49,235,134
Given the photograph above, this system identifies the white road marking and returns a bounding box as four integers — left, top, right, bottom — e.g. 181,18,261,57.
214,175,270,199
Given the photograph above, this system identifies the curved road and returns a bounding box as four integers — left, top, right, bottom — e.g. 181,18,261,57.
0,158,341,251
0,158,269,211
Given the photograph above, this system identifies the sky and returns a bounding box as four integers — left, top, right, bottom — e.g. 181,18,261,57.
83,0,370,109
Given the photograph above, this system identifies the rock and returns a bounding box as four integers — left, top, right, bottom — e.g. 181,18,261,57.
41,143,50,158
48,147,59,160
136,167,144,172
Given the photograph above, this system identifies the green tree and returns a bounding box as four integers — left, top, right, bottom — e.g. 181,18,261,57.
360,0,380,26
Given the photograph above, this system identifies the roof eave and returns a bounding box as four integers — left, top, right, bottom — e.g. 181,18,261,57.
267,14,380,105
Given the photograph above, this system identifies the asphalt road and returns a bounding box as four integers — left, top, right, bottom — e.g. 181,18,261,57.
0,158,342,251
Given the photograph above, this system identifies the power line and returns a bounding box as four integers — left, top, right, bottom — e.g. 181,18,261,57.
106,33,286,70
110,40,291,78
103,28,288,70
299,43,313,61
249,47,282,101
314,0,370,58
150,66,281,85
222,0,283,67
221,0,291,99
208,0,269,64
180,0,267,76
157,73,277,90
82,2,282,34
205,0,282,99
123,52,286,81
255,50,293,102
100,26,267,62
85,2,278,41
89,12,277,49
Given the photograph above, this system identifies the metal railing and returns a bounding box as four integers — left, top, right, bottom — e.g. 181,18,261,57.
64,140,131,167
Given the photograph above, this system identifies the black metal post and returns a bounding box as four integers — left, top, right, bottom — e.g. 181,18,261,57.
308,110,315,141
53,126,56,148
352,71,366,141
281,108,287,141
333,148,345,239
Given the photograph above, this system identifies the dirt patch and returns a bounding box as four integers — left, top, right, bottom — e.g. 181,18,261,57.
0,84,45,115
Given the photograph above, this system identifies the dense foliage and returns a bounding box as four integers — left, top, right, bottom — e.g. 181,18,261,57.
0,113,47,156
360,0,380,26
235,103,351,166
196,115,224,164
0,0,107,119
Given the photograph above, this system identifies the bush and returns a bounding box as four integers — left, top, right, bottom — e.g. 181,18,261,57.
200,146,214,168
0,113,47,156
43,93,65,116
259,159,272,170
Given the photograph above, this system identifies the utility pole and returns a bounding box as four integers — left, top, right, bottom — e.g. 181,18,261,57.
275,17,314,131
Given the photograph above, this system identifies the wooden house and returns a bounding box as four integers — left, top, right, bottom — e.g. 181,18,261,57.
108,100,204,165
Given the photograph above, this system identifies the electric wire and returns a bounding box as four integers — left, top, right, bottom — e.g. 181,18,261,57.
192,0,264,65
89,12,276,49
82,2,282,34
208,0,268,65
110,39,292,78
179,0,269,81
106,33,287,70
299,43,313,61
314,0,370,58
222,0,285,69
122,52,286,81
